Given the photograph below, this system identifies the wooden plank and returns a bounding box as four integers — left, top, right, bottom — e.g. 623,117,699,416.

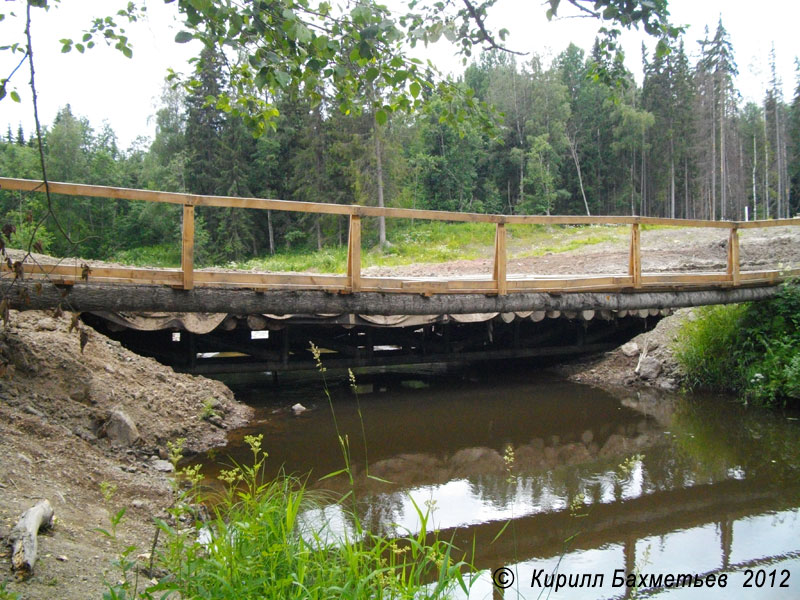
181,204,194,290
727,226,740,286
493,222,507,295
347,215,362,292
641,273,730,285
503,215,733,228
6,176,792,228
629,223,642,288
193,271,347,287
4,262,182,284
736,218,800,229
509,276,631,291
0,177,357,217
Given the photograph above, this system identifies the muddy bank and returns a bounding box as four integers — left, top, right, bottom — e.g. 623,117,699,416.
0,310,252,599
555,308,692,391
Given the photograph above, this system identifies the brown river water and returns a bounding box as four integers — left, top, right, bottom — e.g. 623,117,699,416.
197,364,800,599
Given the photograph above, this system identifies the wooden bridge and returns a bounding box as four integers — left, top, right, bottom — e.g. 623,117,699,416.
1,177,798,372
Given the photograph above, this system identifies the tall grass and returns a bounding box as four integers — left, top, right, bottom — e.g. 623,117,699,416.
673,282,800,406
103,354,475,599
146,435,471,599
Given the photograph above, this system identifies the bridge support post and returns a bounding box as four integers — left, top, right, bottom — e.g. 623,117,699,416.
493,222,507,295
628,223,642,288
347,214,362,292
181,204,195,290
727,226,740,285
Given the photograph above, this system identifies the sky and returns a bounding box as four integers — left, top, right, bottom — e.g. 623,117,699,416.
1,0,798,150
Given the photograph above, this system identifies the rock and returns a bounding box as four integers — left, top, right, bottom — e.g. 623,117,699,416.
151,459,174,473
105,409,140,446
620,342,640,357
291,403,307,414
637,357,662,381
207,415,226,429
658,379,678,391
24,405,45,418
131,500,146,509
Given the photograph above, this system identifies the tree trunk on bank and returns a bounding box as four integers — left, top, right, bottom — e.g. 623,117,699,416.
8,499,54,579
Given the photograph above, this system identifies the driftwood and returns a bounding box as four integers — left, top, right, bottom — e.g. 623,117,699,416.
7,499,54,578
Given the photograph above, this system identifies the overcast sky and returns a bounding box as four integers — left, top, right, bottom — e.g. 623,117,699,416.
1,0,798,149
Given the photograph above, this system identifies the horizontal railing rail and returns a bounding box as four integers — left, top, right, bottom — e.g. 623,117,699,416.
1,176,799,297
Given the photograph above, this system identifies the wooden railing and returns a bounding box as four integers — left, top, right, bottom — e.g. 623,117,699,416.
2,177,799,296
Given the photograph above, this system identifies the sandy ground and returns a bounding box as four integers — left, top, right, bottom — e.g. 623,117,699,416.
0,312,252,599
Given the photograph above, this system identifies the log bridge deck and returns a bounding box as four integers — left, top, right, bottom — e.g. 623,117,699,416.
2,177,798,372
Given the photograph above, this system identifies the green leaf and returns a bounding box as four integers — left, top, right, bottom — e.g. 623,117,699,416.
10,90,20,102
375,108,388,125
174,31,194,44
410,81,420,98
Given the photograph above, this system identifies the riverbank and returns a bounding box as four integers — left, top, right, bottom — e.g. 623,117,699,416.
0,310,251,599
555,308,691,391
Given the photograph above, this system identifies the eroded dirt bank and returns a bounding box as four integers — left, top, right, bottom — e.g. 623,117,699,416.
555,308,692,392
0,311,252,599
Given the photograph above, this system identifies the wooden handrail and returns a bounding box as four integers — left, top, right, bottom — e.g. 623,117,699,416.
4,177,798,228
2,176,799,299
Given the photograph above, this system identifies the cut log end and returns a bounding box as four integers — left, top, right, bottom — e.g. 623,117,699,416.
8,499,54,579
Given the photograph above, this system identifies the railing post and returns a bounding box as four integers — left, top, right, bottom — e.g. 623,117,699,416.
628,223,642,288
727,225,740,285
493,222,507,295
347,214,361,292
181,204,194,290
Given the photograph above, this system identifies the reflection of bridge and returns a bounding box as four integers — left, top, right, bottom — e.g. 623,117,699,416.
2,177,798,372
445,477,798,567
444,478,800,600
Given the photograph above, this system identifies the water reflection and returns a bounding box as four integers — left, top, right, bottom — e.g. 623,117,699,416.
200,366,800,599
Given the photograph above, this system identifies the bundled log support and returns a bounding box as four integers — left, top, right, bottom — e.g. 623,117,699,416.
7,499,54,579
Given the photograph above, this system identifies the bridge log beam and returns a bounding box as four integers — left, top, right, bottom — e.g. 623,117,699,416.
5,280,785,316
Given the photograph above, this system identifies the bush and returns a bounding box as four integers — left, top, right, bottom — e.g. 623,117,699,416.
674,282,800,406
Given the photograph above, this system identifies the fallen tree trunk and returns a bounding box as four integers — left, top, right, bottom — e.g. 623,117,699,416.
7,499,54,579
2,280,785,315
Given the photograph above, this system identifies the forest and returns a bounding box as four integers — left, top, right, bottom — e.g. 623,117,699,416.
1,19,798,267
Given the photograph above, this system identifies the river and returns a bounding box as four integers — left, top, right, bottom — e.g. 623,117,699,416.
196,364,800,599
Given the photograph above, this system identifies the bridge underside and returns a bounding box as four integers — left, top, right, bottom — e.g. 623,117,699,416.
82,309,663,374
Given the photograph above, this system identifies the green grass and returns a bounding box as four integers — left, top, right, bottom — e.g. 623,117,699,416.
107,222,629,274
234,222,628,274
110,243,182,268
103,439,474,600
673,282,800,406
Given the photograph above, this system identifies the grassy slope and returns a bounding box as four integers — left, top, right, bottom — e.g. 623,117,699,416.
112,222,629,273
